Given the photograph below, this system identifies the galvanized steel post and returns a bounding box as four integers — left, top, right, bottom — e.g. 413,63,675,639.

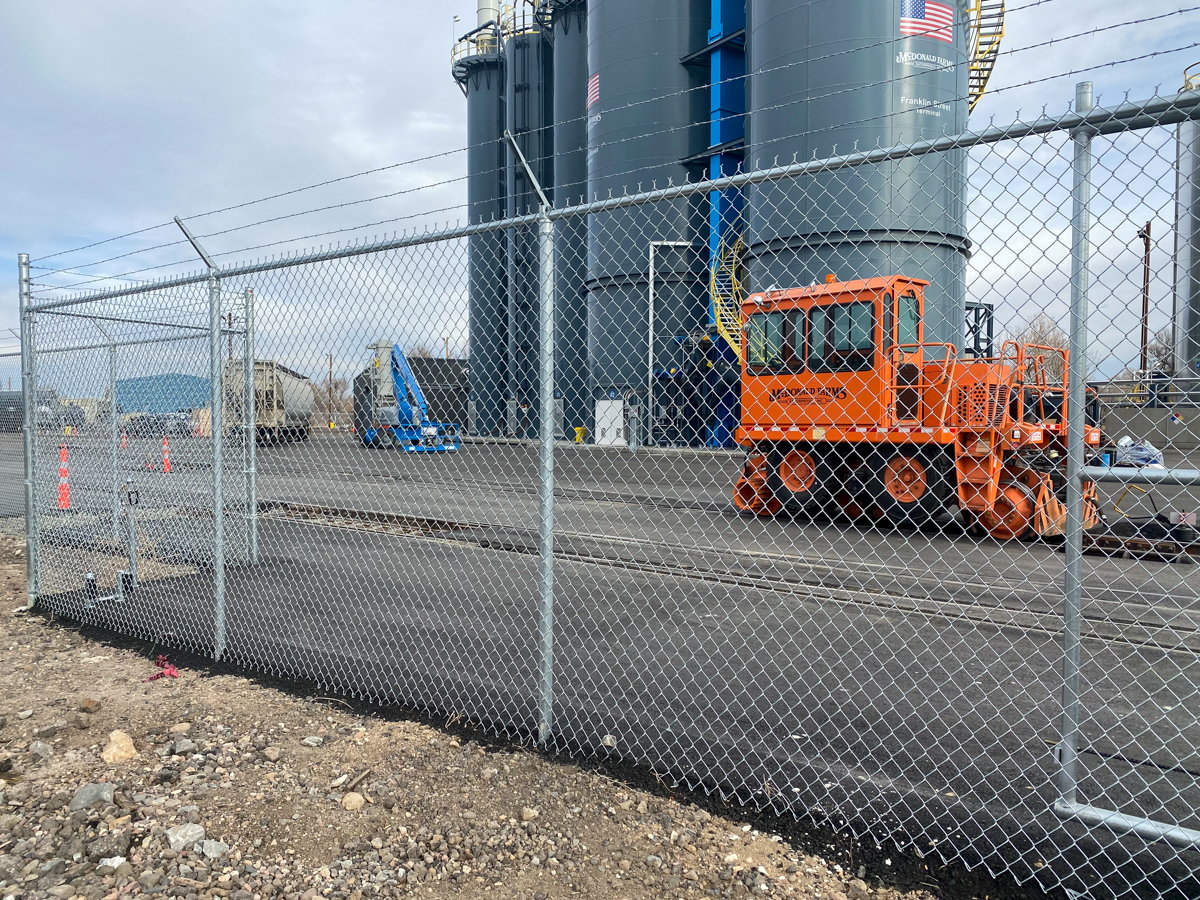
210,271,227,658
244,288,257,563
1058,81,1094,808
108,340,119,545
18,253,37,608
537,211,556,747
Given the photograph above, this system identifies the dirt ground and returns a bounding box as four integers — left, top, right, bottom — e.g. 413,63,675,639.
0,534,1038,900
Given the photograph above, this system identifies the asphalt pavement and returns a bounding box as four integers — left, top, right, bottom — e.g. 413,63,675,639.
17,428,1200,898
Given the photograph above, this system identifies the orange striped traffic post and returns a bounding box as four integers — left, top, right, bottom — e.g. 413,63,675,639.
162,435,171,474
57,444,70,510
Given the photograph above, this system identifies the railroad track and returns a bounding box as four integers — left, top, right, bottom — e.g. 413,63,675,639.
262,501,1200,657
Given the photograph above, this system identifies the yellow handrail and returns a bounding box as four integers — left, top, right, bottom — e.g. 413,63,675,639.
966,0,1005,112
711,235,745,358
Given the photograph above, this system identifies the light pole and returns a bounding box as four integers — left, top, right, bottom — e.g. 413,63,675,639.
1137,221,1152,374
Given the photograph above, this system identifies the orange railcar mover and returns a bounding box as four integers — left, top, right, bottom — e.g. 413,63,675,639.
733,275,1101,540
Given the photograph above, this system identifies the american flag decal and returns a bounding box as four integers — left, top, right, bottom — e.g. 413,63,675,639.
900,0,954,44
587,72,600,110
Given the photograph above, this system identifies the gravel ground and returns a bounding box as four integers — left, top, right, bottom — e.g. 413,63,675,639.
0,533,1022,900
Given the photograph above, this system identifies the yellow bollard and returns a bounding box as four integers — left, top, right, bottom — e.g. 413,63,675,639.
574,426,587,444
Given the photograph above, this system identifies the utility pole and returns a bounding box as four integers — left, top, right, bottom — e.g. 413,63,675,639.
444,336,450,359
1138,221,1152,373
227,312,233,362
328,352,334,430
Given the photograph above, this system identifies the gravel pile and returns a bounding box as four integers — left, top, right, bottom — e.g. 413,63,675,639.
0,536,937,900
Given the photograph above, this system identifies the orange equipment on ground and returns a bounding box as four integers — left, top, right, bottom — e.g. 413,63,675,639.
733,275,1102,541
57,444,70,510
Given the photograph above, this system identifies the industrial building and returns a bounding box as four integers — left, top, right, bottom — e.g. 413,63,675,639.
453,0,1002,446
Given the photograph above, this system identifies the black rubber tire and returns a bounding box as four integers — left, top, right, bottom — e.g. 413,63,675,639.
869,446,953,527
767,443,835,515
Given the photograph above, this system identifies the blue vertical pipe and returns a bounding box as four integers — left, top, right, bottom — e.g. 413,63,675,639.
706,0,745,447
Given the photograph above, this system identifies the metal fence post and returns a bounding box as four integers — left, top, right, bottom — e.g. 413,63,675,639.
211,272,227,658
108,340,119,545
244,288,257,563
537,211,556,747
18,253,37,608
1058,81,1094,810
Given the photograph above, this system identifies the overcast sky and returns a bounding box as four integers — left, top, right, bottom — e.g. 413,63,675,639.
0,0,1197,369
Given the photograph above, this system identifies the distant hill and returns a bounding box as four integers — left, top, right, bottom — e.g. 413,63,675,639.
116,374,210,414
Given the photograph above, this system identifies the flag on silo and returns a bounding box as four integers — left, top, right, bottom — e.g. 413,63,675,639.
587,72,600,110
900,0,954,44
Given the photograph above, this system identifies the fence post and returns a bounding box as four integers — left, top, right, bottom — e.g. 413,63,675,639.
18,253,37,608
1058,81,1094,809
244,288,257,563
537,211,556,747
109,340,119,545
211,271,226,658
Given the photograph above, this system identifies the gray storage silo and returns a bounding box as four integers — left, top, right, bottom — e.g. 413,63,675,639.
586,0,710,444
454,11,507,436
504,8,554,438
1174,68,1200,376
550,0,590,438
745,0,971,347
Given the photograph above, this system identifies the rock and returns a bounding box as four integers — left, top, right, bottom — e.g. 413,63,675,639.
302,736,324,748
100,731,138,764
846,878,871,900
46,885,76,899
96,856,125,876
232,890,253,900
173,738,197,756
168,722,192,734
69,783,114,811
330,774,348,788
138,870,162,889
17,709,33,720
33,723,60,739
28,740,53,762
263,746,282,762
0,813,20,832
521,807,539,822
78,698,102,714
8,782,32,802
200,839,230,859
341,792,365,811
73,712,92,730
165,822,205,851
87,831,131,861
0,758,10,773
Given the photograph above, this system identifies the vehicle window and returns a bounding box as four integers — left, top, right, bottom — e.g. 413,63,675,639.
809,301,875,372
788,310,806,371
898,291,921,346
746,312,786,371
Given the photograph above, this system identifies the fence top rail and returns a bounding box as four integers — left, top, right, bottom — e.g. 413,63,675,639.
25,88,1200,314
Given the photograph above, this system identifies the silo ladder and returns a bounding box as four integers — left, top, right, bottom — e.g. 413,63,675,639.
711,236,745,357
967,0,1006,112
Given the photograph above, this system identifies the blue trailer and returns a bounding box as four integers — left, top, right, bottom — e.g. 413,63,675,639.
361,344,461,452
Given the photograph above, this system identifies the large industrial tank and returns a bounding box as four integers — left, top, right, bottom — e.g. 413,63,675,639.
454,10,507,436
745,0,971,347
586,0,709,440
503,7,554,437
550,0,589,438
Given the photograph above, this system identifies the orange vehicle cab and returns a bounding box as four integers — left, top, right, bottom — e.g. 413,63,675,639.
733,275,1101,539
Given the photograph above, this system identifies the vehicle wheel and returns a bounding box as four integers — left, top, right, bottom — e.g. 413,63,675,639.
871,447,951,527
733,452,782,517
768,444,833,515
980,483,1035,540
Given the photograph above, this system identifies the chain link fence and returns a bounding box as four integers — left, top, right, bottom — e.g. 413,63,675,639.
17,86,1200,898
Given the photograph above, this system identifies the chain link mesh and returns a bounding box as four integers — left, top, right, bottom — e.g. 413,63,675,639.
16,91,1200,897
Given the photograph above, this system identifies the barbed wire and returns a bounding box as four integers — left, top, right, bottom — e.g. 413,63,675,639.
27,1,1188,292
